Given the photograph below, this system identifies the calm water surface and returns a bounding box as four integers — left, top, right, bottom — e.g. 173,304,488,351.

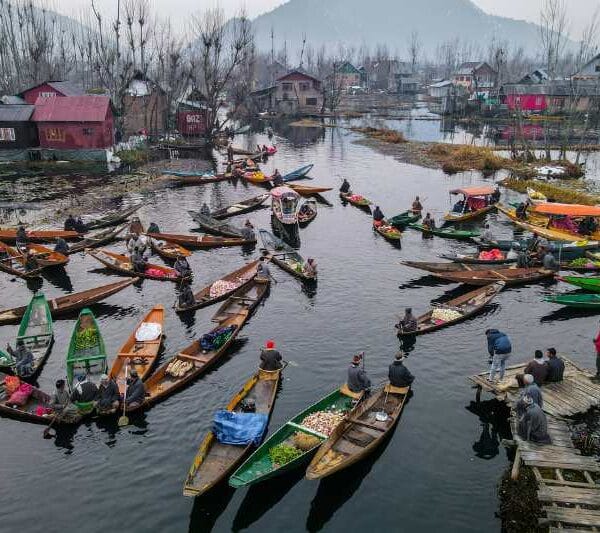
0,124,597,533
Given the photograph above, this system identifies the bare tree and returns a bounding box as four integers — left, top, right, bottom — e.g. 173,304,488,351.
539,0,568,78
575,8,599,71
407,31,421,74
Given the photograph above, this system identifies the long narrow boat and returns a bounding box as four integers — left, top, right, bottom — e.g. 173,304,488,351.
289,184,333,196
340,192,372,209
556,275,600,293
229,386,362,488
0,228,81,243
210,193,270,219
183,366,283,497
306,384,410,479
150,239,192,260
165,173,233,185
259,229,317,281
84,203,144,230
439,252,516,265
544,293,600,309
66,308,107,387
0,279,137,325
244,165,314,186
145,232,254,248
109,305,165,392
298,200,318,226
175,260,258,313
401,260,497,274
373,222,401,242
0,241,46,278
443,186,497,223
432,267,554,286
67,225,127,254
475,237,600,259
396,282,504,337
26,243,69,268
388,210,421,229
0,294,54,378
188,212,244,238
87,249,186,282
134,278,269,411
408,223,479,240
282,164,313,182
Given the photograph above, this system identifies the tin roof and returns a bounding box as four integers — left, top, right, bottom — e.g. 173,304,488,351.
18,80,85,98
32,96,111,122
0,104,35,122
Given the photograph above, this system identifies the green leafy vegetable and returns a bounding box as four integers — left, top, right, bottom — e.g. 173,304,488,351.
269,443,303,466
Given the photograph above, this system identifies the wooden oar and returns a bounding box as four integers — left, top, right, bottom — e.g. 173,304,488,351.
118,364,129,427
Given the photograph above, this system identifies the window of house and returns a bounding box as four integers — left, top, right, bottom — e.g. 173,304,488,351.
596,64,600,72
83,127,94,136
45,128,65,142
299,82,310,92
40,91,57,98
306,97,318,106
313,82,320,90
282,83,293,91
0,128,16,141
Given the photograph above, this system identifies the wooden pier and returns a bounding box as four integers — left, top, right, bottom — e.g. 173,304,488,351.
469,358,600,531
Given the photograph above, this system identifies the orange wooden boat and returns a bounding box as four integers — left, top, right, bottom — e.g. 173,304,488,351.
146,232,255,248
0,229,81,243
87,249,186,282
0,241,67,278
26,243,69,268
109,305,165,392
150,239,192,260
289,184,333,196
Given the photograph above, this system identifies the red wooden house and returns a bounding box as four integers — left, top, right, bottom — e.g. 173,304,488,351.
18,81,84,105
32,96,114,149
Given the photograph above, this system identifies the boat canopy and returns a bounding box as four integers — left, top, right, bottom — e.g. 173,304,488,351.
270,186,299,199
534,203,600,217
450,186,495,197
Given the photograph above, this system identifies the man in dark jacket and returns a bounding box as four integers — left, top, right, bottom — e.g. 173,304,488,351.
486,329,512,381
125,369,146,408
517,350,549,386
517,395,551,444
259,340,283,371
388,353,414,388
95,374,120,413
339,179,351,194
64,215,77,232
546,347,565,383
71,374,99,403
347,354,371,393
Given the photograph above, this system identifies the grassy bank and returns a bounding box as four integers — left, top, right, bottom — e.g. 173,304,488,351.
502,178,600,205
352,127,407,144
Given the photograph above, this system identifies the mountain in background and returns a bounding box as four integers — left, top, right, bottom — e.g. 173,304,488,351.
252,0,546,59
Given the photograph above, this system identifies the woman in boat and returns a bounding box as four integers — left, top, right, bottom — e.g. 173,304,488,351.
372,206,385,227
95,374,120,413
125,369,146,409
340,179,351,195
54,237,69,254
6,339,34,376
71,374,99,403
347,354,371,393
411,196,423,215
241,220,255,242
178,280,196,308
259,340,283,371
396,308,417,334
303,258,317,278
388,353,414,387
174,255,192,278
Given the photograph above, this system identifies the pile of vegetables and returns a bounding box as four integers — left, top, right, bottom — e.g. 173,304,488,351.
75,327,98,351
431,307,463,323
209,279,241,299
569,258,600,268
293,432,321,451
269,443,303,466
301,410,346,436
166,359,193,377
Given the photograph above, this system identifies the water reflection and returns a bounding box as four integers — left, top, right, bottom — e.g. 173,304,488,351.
189,484,236,533
43,267,73,292
465,399,511,461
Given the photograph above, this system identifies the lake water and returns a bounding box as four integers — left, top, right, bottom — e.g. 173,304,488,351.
0,123,597,533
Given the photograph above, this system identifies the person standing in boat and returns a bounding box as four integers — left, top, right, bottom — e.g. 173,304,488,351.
260,340,283,371
347,353,371,393
241,220,255,242
340,179,351,195
54,237,69,255
272,169,284,187
388,353,414,388
372,206,385,227
125,369,146,409
129,216,144,235
16,225,28,249
6,339,34,376
95,374,120,413
174,255,192,278
411,196,423,215
227,143,234,163
396,308,417,334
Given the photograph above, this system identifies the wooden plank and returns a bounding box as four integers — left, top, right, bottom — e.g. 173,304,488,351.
539,486,600,506
523,459,600,471
544,508,600,527
511,448,521,480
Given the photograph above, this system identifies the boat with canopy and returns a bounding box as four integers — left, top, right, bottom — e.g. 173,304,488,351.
271,186,300,228
444,186,497,223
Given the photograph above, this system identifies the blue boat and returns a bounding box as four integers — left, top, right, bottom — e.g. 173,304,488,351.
282,164,314,182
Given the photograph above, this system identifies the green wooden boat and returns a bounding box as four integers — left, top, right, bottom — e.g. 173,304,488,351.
557,275,600,293
545,293,600,309
408,223,480,241
66,308,107,388
229,387,360,488
0,294,53,378
388,210,421,229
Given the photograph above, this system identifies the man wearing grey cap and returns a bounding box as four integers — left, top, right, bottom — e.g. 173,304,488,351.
517,395,551,444
95,374,120,413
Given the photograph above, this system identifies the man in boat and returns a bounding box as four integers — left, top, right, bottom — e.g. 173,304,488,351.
199,203,211,216
303,258,317,278
517,395,551,444
178,280,196,308
95,374,120,413
50,379,71,413
74,216,86,233
127,233,147,255
259,340,283,371
241,220,256,242
71,373,99,403
372,206,385,227
422,213,435,238
485,329,511,366
545,348,564,383
174,255,192,278
388,353,414,387
147,222,160,234
339,179,351,195
515,202,528,220
16,225,28,248
452,198,465,214
6,339,34,376
395,308,417,334
227,143,234,163
481,224,494,243
516,350,549,387
54,237,69,254
272,169,284,187
347,353,371,393
256,255,272,281
131,248,147,274
23,251,39,272
125,369,146,409
411,196,423,215
491,187,501,204
541,248,558,271
129,216,144,235
64,214,77,231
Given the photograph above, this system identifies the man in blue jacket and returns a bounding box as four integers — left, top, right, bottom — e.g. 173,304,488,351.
486,329,512,382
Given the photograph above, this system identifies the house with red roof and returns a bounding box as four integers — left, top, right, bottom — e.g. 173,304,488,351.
18,80,85,105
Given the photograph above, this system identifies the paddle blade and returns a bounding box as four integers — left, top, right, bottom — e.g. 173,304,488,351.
118,415,129,427
42,427,55,439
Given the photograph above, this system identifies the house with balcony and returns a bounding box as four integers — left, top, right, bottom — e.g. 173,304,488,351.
453,62,497,99
274,70,323,115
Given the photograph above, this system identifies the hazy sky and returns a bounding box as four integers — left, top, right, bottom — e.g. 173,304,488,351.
49,0,600,37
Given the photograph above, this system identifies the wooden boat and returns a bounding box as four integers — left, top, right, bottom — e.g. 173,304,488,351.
164,172,233,185
0,294,53,378
0,279,137,325
271,186,300,227
281,164,313,182
0,228,81,243
0,241,46,278
109,305,165,391
396,282,504,337
243,171,269,184
401,260,505,274
26,243,69,268
229,386,362,488
408,223,479,240
373,222,401,242
150,239,192,260
259,229,317,281
388,210,421,229
289,184,333,196
210,193,270,219
67,225,127,254
559,257,600,272
135,278,269,411
188,212,244,238
475,237,600,259
340,192,372,209
87,249,185,282
84,203,144,230
556,275,600,293
298,200,318,226
66,308,107,387
544,293,600,309
432,267,554,286
444,186,497,223
306,384,410,479
439,252,516,265
145,232,254,248
183,366,282,497
175,260,258,312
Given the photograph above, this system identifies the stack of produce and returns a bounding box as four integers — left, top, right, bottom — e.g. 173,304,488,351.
292,432,321,451
301,410,346,436
268,443,303,467
431,307,463,323
209,279,240,299
478,249,504,261
380,224,401,237
75,327,98,351
569,258,600,268
166,359,193,377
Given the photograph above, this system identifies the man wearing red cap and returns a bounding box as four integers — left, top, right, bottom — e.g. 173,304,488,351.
260,340,283,371
347,354,371,393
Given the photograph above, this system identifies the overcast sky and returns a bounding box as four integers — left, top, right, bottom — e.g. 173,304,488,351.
50,0,600,37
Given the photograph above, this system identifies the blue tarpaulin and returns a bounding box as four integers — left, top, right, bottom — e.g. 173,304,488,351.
213,410,268,446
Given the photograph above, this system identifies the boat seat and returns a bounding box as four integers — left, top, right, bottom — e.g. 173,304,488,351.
178,353,211,364
259,368,280,381
340,383,364,400
384,384,410,395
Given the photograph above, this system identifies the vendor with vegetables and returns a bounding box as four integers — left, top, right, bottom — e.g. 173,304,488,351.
372,206,385,227
396,308,417,334
260,340,283,371
347,354,371,393
388,353,414,388
174,255,192,278
95,374,120,413
178,280,196,308
125,369,146,409
6,339,34,376
340,178,351,195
